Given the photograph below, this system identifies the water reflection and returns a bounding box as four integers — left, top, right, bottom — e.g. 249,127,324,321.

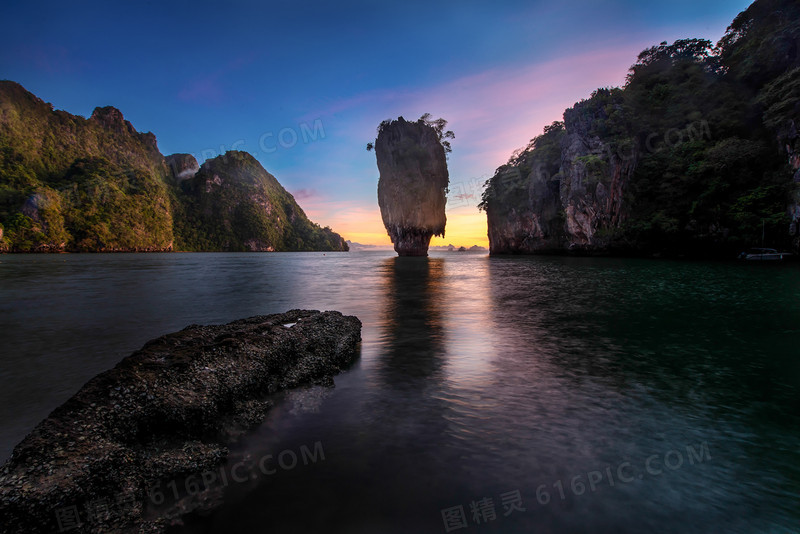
6,253,795,533
375,257,446,383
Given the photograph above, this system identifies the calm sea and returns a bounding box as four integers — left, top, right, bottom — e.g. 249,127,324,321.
1,252,798,533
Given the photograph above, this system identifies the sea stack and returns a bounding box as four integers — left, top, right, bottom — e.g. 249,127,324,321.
373,116,451,256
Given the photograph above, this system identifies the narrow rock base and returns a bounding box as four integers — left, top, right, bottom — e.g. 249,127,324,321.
390,228,434,256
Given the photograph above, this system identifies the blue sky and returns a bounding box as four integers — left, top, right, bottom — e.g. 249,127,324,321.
2,0,754,246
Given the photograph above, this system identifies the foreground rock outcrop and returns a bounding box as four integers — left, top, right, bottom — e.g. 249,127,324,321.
0,310,361,533
373,116,451,256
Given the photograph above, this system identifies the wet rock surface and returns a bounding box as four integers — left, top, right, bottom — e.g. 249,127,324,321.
0,310,361,533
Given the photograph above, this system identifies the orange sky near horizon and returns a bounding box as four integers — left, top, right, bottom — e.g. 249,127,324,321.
290,45,665,249
291,20,746,250
303,200,490,248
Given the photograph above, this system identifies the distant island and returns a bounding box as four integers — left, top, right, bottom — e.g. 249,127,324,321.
480,0,800,258
345,240,487,252
430,244,488,252
345,240,387,251
0,81,348,253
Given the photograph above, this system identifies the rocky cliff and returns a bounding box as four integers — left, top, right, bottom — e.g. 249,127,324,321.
482,0,800,257
0,81,348,252
175,151,348,252
165,153,200,182
790,148,800,251
374,116,450,256
759,67,800,251
484,97,637,254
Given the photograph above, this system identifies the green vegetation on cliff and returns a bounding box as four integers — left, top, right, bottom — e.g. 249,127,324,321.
0,81,172,251
481,0,800,257
175,151,347,252
0,81,347,252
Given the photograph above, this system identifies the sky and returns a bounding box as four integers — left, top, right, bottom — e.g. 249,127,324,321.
2,0,754,247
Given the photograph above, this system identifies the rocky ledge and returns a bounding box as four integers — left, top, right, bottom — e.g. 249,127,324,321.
0,310,361,533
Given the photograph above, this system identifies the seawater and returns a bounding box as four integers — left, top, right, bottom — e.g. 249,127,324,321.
1,252,798,533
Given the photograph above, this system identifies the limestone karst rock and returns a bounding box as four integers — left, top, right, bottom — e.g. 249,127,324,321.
165,153,200,182
481,0,800,257
0,81,349,252
374,116,451,256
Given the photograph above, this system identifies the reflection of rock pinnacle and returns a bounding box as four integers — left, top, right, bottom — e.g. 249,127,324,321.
375,117,449,256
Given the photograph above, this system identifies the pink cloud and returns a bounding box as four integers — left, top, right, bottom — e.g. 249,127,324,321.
177,55,255,104
311,40,656,175
17,45,88,74
411,44,653,166
291,188,317,201
178,77,224,103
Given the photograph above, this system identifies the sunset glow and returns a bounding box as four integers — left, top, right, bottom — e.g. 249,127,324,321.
1,0,751,250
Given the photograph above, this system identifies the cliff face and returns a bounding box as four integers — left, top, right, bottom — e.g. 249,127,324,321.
483,0,800,257
165,153,200,182
485,100,637,255
558,105,637,251
375,117,449,256
784,124,800,250
0,81,348,252
759,67,800,251
175,151,348,252
0,80,174,252
484,153,561,254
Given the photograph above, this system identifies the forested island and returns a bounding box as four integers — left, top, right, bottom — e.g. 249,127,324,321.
480,0,800,258
0,81,348,253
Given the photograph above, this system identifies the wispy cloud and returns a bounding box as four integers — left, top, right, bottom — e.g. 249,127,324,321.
178,77,224,104
176,55,255,105
291,188,317,201
293,40,662,246
309,41,654,171
17,45,88,74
